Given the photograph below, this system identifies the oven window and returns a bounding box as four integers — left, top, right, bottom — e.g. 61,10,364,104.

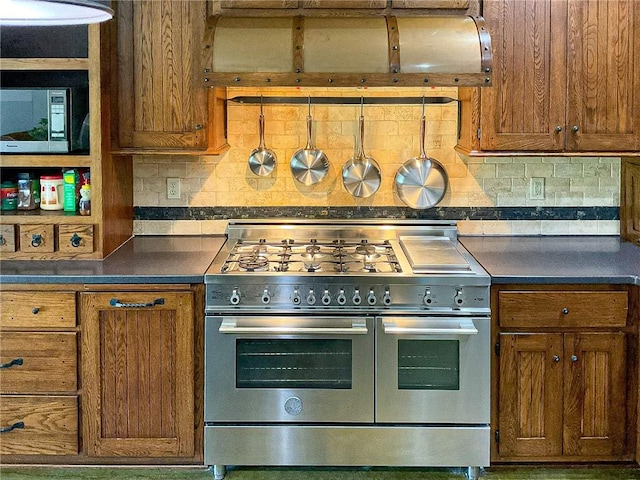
397,339,459,390
236,339,352,389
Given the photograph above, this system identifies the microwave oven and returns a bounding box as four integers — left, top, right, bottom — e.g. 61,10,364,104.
0,87,89,154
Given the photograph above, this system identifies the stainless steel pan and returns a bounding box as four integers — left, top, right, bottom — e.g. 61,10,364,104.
248,99,276,176
290,99,329,186
394,100,448,209
342,101,381,198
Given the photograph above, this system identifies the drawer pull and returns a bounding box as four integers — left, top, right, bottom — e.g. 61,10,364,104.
70,233,82,247
31,234,43,247
0,357,23,369
553,355,560,363
0,235,5,246
561,307,569,314
571,355,578,362
32,307,39,314
109,298,165,308
0,421,25,434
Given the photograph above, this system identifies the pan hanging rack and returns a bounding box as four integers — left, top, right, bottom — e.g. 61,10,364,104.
228,96,458,105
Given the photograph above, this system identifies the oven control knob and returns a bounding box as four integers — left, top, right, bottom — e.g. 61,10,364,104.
336,289,347,306
307,289,317,305
382,288,392,306
261,288,271,304
321,289,332,305
423,287,433,306
352,288,362,306
292,288,301,305
230,288,241,305
367,288,377,305
454,287,464,307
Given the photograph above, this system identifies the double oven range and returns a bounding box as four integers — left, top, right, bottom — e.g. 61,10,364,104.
204,220,491,480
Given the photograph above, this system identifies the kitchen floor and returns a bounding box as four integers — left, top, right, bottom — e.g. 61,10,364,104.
2,466,640,480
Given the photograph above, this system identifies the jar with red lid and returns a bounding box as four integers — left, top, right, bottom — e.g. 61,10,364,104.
40,174,64,210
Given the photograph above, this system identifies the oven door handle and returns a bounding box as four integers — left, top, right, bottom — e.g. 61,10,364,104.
219,320,368,335
382,319,478,335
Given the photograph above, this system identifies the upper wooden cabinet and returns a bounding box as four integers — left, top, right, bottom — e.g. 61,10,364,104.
457,0,640,154
112,0,228,154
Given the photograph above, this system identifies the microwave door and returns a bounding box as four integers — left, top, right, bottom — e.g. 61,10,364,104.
0,89,69,153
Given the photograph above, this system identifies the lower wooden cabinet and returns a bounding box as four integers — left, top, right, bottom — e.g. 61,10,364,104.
80,290,195,457
492,285,636,462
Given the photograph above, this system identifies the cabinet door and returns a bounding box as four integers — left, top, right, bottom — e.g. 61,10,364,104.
81,291,194,457
498,333,563,457
479,0,566,151
116,0,208,150
563,332,626,457
621,159,640,243
565,0,640,151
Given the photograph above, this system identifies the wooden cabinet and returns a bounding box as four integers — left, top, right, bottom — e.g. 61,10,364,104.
81,289,195,457
621,158,640,243
112,0,228,154
0,24,133,260
457,0,640,155
0,289,79,456
492,285,636,462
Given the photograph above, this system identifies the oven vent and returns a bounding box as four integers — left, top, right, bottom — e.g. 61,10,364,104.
203,15,492,87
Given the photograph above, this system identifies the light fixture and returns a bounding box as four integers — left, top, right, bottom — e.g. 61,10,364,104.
0,0,113,26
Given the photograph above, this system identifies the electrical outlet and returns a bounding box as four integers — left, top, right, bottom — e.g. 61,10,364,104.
530,177,545,200
167,177,180,199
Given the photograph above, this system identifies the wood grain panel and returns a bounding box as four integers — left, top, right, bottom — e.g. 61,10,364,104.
566,0,640,150
621,158,640,243
220,0,298,7
81,291,194,457
499,291,628,328
563,333,626,457
480,0,566,151
0,395,78,455
0,333,77,393
57,224,94,254
0,291,76,328
19,224,55,254
498,333,563,457
0,224,16,253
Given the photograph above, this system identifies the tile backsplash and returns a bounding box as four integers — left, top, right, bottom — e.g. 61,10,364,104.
133,87,620,236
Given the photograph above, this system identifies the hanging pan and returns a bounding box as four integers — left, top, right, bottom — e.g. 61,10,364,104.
342,99,381,198
290,97,330,186
248,97,277,176
394,98,448,209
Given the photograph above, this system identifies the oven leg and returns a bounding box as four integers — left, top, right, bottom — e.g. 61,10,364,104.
467,466,481,480
212,464,226,480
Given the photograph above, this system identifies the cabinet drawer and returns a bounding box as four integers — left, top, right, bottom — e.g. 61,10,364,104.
19,224,55,253
0,291,77,328
0,395,78,455
0,332,77,393
58,224,94,254
499,291,628,328
0,224,16,253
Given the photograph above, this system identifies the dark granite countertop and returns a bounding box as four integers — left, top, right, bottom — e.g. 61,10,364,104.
0,235,226,284
459,235,640,285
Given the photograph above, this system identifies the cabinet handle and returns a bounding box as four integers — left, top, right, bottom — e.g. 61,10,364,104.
70,233,82,247
31,234,43,247
571,355,578,362
561,307,569,314
572,125,579,132
555,126,563,133
553,355,560,362
0,235,5,246
0,358,23,369
0,421,25,434
109,298,165,308
32,307,39,314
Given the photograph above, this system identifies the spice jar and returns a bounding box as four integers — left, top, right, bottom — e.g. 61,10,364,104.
40,174,64,210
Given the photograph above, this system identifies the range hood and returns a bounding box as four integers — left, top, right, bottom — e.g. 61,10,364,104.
203,15,492,87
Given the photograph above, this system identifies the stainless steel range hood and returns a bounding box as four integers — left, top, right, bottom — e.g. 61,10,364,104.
203,15,492,87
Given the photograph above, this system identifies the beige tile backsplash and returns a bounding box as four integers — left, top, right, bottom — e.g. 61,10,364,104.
133,87,620,236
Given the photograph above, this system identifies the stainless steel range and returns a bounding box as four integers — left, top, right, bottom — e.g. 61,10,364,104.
204,219,491,480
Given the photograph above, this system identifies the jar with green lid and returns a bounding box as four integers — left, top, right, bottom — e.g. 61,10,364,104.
1,181,18,210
